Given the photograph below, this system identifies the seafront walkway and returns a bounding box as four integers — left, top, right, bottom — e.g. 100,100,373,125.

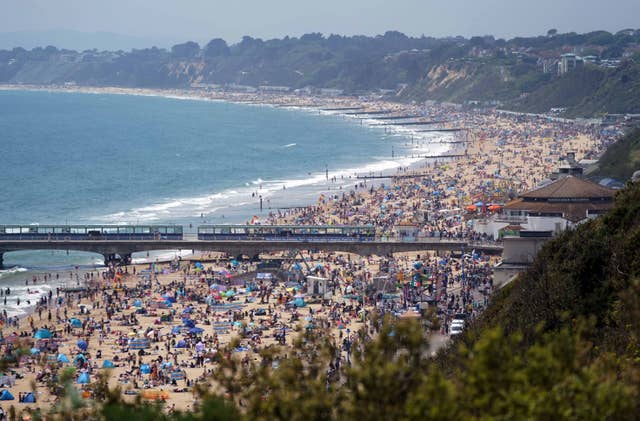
0,237,502,267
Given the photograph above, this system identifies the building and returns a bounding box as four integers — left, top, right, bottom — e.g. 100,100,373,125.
502,175,614,233
493,176,615,286
558,53,582,75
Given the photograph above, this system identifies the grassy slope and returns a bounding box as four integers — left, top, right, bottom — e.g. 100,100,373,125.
592,128,640,181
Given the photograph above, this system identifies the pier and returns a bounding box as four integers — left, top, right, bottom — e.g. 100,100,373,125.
376,120,446,126
0,238,502,267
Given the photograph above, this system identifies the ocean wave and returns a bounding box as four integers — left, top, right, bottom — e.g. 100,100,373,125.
282,143,297,148
0,267,28,277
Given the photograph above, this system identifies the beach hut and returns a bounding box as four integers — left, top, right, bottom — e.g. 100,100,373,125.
22,392,36,403
33,329,52,339
77,340,88,351
0,390,14,400
102,360,115,369
57,354,70,363
77,372,90,384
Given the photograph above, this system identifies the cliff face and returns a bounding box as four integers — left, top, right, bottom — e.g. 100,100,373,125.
1,40,639,117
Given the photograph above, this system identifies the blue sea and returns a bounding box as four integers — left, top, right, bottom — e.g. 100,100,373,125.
0,88,451,315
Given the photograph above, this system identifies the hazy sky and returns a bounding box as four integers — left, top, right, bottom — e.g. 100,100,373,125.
2,0,639,45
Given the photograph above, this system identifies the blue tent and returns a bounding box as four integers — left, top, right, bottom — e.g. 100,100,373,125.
57,354,70,363
22,392,36,403
33,329,52,339
74,354,87,364
0,390,14,400
30,348,40,355
182,307,194,314
77,340,88,351
294,298,307,307
102,360,115,368
70,318,83,328
183,319,195,328
140,364,151,374
77,372,90,384
133,299,143,308
175,340,187,348
189,327,204,335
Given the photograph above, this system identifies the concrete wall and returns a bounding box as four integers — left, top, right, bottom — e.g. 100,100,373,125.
501,236,551,264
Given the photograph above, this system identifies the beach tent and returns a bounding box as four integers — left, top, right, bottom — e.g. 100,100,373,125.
77,340,88,351
33,329,52,339
77,372,90,384
189,327,204,335
0,390,14,400
74,354,87,364
30,348,40,355
182,319,196,328
181,307,194,314
22,392,36,403
133,299,143,308
70,318,83,328
171,326,184,335
102,360,115,369
175,340,187,348
57,354,70,363
140,364,151,374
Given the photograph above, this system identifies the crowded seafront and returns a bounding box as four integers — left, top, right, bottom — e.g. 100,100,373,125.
0,87,622,416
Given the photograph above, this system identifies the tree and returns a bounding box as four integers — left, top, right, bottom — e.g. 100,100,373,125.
171,41,200,59
547,28,558,37
204,38,230,58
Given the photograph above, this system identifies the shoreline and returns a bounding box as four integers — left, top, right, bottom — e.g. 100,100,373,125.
0,84,457,227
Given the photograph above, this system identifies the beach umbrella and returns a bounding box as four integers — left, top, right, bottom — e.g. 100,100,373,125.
70,318,83,328
77,372,90,384
33,329,52,339
133,299,143,308
183,319,196,328
140,364,151,374
189,327,204,335
171,326,183,335
102,360,115,369
175,340,187,348
77,340,88,351
57,354,70,363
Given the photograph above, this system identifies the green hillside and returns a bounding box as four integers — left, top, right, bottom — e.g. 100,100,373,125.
592,128,640,180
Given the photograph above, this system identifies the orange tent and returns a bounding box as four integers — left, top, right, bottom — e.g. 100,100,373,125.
466,205,477,212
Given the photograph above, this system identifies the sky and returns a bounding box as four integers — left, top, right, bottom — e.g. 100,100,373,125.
1,0,639,49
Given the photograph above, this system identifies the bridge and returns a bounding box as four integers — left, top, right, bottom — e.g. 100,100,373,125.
0,238,502,267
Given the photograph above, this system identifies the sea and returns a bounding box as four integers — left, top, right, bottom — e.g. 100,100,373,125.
0,88,452,316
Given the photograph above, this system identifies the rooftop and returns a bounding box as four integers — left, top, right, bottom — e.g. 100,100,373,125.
519,176,615,200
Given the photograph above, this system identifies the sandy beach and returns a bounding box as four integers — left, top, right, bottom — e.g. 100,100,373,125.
0,84,622,417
